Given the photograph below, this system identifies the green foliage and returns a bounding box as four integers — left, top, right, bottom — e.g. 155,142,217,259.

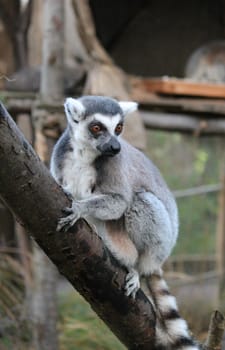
146,131,221,255
59,290,125,350
194,149,208,176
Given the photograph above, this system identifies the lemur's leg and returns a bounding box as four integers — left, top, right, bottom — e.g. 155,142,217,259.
125,191,177,276
104,218,139,298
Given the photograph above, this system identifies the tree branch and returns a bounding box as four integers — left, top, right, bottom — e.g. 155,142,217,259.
0,102,156,349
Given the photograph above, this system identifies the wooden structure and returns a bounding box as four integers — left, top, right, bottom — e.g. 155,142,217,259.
130,76,225,135
133,77,225,99
2,75,225,136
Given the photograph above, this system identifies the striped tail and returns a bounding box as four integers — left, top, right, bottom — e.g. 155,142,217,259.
144,273,200,350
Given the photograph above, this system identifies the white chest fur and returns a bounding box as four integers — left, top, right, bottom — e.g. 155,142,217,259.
62,148,96,200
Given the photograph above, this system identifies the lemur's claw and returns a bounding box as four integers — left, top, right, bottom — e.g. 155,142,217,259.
57,212,78,232
124,269,140,299
57,202,82,232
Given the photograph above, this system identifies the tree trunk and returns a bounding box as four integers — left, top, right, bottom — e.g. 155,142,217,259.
0,103,156,349
40,0,64,103
31,1,65,349
0,0,33,70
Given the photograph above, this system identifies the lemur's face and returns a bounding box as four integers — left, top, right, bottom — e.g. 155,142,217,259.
86,113,123,156
64,96,137,157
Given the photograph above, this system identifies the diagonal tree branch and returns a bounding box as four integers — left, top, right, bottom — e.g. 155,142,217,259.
0,102,156,349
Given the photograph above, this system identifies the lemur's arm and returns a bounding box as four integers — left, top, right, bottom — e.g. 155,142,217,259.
57,194,128,232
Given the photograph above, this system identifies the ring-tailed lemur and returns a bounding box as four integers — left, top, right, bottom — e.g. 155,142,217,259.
50,95,199,349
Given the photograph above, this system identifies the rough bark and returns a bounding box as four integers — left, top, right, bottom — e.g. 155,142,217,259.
0,105,156,349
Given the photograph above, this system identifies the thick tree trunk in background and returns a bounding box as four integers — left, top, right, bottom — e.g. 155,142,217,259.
28,0,43,67
28,0,87,69
40,0,64,103
0,103,157,350
31,1,65,349
0,0,33,70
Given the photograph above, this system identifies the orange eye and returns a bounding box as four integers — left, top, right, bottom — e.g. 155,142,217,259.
115,123,123,134
90,124,101,133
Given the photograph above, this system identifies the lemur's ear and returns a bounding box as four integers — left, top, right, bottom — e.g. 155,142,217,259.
64,98,85,123
119,101,138,116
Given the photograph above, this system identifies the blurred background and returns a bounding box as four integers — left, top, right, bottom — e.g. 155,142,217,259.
0,0,225,349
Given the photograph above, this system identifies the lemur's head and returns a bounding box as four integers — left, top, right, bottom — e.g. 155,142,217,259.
64,96,137,157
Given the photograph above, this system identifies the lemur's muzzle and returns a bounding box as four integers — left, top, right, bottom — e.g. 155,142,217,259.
97,137,121,156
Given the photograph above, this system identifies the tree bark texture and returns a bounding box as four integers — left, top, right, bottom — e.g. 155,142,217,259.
0,103,156,349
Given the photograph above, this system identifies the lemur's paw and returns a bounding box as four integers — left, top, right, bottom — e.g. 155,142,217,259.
57,204,81,232
124,269,140,299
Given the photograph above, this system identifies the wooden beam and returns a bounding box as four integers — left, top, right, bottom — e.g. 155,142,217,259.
134,77,225,99
141,111,225,135
130,78,225,116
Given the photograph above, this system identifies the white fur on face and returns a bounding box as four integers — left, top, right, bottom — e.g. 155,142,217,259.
93,114,122,134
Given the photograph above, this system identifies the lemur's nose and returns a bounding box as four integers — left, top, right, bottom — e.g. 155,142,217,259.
110,138,121,154
97,137,121,156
